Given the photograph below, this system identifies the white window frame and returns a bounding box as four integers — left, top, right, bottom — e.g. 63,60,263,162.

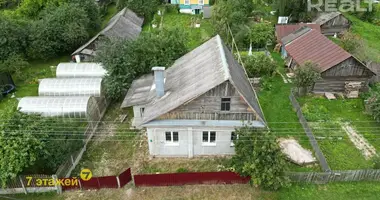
202,131,216,146
198,0,204,5
184,0,190,5
165,131,179,146
230,132,239,147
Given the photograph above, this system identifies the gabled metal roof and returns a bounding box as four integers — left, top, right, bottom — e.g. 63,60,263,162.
275,23,321,43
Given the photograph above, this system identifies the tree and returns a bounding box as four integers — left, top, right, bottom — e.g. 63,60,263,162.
231,126,290,190
0,54,29,79
275,0,312,22
95,28,188,100
0,111,84,187
28,3,90,59
368,90,380,122
294,62,321,95
0,15,29,61
249,23,273,48
117,0,160,18
212,0,254,40
242,53,277,77
340,31,368,62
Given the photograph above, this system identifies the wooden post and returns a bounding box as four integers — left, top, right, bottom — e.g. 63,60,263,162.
19,176,27,194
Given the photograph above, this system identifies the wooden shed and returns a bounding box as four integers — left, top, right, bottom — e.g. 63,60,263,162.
313,12,350,36
284,29,375,93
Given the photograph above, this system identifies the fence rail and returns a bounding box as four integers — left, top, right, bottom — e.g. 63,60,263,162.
289,89,331,172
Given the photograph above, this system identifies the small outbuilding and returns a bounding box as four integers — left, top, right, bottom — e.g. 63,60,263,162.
284,28,375,93
38,78,103,97
72,8,144,61
17,96,102,120
56,63,106,78
312,12,350,36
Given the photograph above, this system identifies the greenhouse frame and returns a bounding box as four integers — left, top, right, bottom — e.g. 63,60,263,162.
17,96,102,121
38,78,103,97
56,63,106,78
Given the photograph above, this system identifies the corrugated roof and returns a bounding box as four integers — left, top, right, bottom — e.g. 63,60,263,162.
72,8,144,56
313,12,341,25
276,23,321,42
281,26,312,45
121,35,266,126
285,29,351,72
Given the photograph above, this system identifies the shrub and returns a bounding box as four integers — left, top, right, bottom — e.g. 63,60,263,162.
176,168,190,173
372,155,380,169
301,103,330,122
242,53,277,77
294,61,321,95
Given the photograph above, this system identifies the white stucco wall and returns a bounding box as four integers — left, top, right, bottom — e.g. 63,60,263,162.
132,106,145,128
147,126,236,157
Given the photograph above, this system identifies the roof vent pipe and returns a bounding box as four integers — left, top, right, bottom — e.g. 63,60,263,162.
152,67,165,97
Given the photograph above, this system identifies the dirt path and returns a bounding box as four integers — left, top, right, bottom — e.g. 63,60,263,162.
341,123,377,159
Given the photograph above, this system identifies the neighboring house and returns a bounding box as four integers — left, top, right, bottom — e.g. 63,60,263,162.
121,35,266,157
72,8,144,61
284,28,375,93
313,12,350,36
275,23,321,58
169,0,210,14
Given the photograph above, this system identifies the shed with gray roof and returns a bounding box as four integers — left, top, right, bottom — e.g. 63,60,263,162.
312,12,350,36
72,8,144,61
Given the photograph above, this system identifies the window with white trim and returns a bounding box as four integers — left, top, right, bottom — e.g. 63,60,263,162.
165,131,179,143
230,132,239,146
184,0,190,5
198,0,204,5
202,131,216,144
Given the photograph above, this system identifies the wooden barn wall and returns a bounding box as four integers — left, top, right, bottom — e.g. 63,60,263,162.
322,57,373,77
321,15,350,35
313,77,370,93
158,81,256,121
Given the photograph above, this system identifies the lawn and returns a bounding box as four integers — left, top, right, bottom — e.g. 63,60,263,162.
144,9,215,50
345,14,380,62
258,53,320,172
298,95,379,170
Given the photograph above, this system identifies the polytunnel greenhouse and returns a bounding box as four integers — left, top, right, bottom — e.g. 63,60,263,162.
56,63,106,78
17,96,102,121
38,78,103,97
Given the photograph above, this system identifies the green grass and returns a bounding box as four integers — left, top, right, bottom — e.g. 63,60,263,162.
258,53,320,172
345,14,380,62
101,3,118,29
160,12,215,49
298,96,379,170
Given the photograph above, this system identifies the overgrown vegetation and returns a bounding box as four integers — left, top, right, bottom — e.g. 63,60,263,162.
116,0,160,19
95,28,188,100
232,126,290,190
0,111,84,187
242,53,277,77
294,62,321,96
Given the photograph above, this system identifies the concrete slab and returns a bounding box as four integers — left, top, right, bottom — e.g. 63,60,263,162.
279,138,317,165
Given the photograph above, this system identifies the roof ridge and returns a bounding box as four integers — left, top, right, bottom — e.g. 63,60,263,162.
216,35,231,81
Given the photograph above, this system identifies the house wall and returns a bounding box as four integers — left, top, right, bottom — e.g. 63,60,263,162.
178,0,209,14
132,105,145,128
158,81,257,121
322,57,373,77
147,126,235,157
320,15,350,36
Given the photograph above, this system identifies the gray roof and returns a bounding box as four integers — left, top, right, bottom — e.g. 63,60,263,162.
313,12,342,25
121,35,266,125
281,26,312,45
72,8,144,56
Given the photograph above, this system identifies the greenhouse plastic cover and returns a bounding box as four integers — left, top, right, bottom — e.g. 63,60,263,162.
56,63,106,78
38,78,103,97
17,96,94,118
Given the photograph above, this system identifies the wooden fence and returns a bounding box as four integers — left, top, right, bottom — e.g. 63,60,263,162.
287,170,380,184
289,89,331,172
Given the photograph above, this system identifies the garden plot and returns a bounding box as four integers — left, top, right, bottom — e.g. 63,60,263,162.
299,96,378,170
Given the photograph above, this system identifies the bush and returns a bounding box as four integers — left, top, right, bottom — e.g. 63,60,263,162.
294,62,321,95
232,126,290,190
301,103,330,122
372,155,380,169
242,53,277,77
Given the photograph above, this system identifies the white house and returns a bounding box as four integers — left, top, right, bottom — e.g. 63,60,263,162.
121,35,267,158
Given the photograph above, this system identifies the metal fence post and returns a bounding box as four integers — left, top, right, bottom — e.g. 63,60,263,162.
52,175,62,194
116,176,121,188
18,176,27,194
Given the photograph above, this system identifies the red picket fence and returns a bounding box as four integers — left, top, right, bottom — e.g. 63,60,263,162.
134,171,250,187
